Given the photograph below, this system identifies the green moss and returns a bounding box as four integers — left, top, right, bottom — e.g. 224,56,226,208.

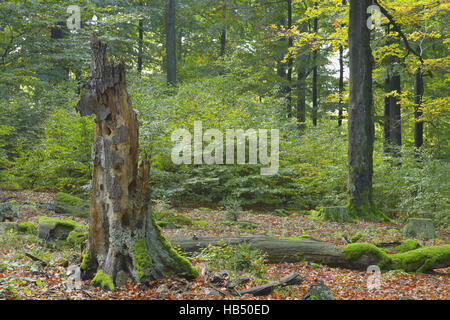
285,234,310,240
67,230,88,246
80,252,90,271
54,192,90,217
310,262,321,269
350,231,363,243
345,243,450,273
55,192,87,207
38,216,86,230
18,221,37,235
152,216,198,279
132,239,153,279
394,239,422,253
344,243,390,264
309,295,319,300
193,220,210,226
389,245,450,273
92,270,115,291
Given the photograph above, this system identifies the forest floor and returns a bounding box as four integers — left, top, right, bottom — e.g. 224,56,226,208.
0,190,449,300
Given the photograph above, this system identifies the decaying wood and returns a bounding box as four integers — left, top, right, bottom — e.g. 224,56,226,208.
76,35,197,285
237,271,303,296
167,235,450,272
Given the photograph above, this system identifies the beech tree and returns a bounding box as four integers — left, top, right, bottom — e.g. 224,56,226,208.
346,0,377,218
76,35,197,289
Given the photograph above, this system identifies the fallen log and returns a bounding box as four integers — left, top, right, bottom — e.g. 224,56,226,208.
167,235,450,273
238,271,303,296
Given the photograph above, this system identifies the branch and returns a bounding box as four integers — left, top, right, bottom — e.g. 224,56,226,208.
374,0,424,63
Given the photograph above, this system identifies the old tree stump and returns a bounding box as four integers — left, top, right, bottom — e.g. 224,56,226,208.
76,35,197,289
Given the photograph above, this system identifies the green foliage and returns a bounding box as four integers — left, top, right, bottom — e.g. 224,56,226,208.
221,197,244,222
196,241,267,278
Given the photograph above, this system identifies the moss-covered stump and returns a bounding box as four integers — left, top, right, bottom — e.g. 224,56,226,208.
402,218,435,240
38,216,87,241
317,206,353,223
54,192,90,218
0,201,20,222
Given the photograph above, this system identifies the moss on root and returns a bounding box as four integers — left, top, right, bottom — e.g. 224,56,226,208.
80,251,90,271
132,239,153,279
91,270,115,291
344,243,450,273
153,217,198,279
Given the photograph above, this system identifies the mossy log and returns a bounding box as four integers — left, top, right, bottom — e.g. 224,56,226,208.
168,235,450,273
76,35,197,287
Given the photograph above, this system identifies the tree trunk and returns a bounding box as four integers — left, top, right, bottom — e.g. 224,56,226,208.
168,235,450,273
286,0,293,118
383,74,391,154
312,16,318,126
297,68,306,125
347,0,377,219
137,18,144,75
75,35,197,287
389,71,402,155
165,0,177,85
338,45,344,127
414,67,424,155
219,28,226,57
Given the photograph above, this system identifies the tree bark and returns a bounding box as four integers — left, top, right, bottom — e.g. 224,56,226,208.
165,0,177,85
347,0,377,219
168,235,450,273
312,15,318,126
76,35,197,286
414,67,424,154
286,0,293,118
389,70,402,155
383,74,391,154
297,68,306,125
137,18,144,75
219,28,226,57
338,45,344,127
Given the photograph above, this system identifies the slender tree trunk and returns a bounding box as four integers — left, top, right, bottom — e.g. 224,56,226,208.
76,35,197,288
347,0,377,219
219,28,226,57
297,68,306,125
338,45,344,127
286,0,293,118
383,74,391,153
165,0,176,85
312,15,318,126
137,18,144,75
389,70,402,155
414,67,424,155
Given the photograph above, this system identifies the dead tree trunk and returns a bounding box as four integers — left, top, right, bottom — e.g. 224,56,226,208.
76,35,197,288
168,235,450,273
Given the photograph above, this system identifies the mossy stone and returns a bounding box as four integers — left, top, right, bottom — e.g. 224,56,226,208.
54,192,90,218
